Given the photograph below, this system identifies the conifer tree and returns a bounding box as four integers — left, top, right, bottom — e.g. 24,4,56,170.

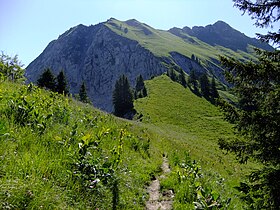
179,69,187,88
135,74,146,99
56,70,69,95
113,74,134,117
188,69,199,93
210,77,219,99
79,81,90,103
218,1,280,208
142,86,147,97
135,74,144,93
199,73,210,98
37,68,56,91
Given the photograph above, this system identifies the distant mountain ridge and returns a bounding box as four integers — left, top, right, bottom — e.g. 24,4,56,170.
169,21,273,52
25,18,273,111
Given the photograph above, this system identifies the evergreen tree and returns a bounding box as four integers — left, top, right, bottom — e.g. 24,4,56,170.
79,82,90,103
167,68,177,82
210,77,219,99
218,1,280,208
179,69,187,88
199,73,210,98
113,74,134,117
135,74,144,92
56,70,69,95
142,86,147,97
37,68,56,91
188,69,199,93
135,74,147,99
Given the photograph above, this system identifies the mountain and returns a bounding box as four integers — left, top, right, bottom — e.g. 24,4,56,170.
25,18,273,111
169,20,273,52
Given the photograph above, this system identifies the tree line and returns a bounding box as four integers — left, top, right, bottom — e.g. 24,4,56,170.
167,67,219,103
36,68,148,119
36,68,90,103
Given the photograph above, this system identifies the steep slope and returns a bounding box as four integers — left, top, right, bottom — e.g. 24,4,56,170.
26,21,166,111
26,18,272,112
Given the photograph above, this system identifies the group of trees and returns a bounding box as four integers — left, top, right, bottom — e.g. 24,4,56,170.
218,0,280,209
113,74,148,118
167,67,187,88
37,68,90,103
168,66,219,102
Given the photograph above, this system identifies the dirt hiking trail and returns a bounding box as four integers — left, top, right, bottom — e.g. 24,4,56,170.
146,156,174,210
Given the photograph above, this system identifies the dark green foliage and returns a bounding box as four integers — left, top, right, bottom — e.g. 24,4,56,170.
37,68,56,91
188,69,199,93
113,74,134,117
142,86,147,97
135,74,147,99
210,77,219,99
0,52,25,82
199,73,210,98
179,69,187,88
56,70,69,95
79,82,90,103
218,1,280,208
167,68,177,82
218,50,280,208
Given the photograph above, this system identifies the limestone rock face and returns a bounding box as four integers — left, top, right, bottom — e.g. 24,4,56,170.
26,23,166,112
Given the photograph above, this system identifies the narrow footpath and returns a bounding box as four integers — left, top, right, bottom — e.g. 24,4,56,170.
146,156,174,210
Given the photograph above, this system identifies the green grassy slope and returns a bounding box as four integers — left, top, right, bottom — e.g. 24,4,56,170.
134,75,258,208
105,18,257,65
0,78,257,209
0,81,162,209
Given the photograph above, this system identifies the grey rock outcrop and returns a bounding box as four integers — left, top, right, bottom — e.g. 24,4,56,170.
26,22,166,112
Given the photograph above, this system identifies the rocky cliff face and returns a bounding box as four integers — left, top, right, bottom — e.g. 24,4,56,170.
26,22,167,111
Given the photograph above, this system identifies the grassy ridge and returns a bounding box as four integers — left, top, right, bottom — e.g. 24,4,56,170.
0,78,257,209
105,19,257,65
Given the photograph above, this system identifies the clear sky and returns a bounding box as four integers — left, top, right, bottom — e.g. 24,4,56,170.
0,0,270,66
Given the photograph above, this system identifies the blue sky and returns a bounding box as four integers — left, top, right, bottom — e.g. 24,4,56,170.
0,0,270,66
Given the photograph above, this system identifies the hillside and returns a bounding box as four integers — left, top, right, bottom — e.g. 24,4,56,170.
0,78,258,209
25,18,272,112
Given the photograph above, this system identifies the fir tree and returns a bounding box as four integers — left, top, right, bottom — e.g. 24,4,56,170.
218,1,280,208
199,73,210,98
79,82,90,103
142,86,147,97
135,74,144,92
37,68,56,91
179,69,187,88
56,70,69,95
188,69,199,93
135,74,147,99
210,77,219,99
113,74,134,117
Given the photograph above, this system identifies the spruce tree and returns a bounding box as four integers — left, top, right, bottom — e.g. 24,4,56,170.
218,1,280,208
179,69,187,88
79,82,90,103
210,77,219,99
199,73,210,98
188,69,199,93
142,86,147,97
135,74,144,92
113,74,134,117
56,70,69,95
37,68,56,91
